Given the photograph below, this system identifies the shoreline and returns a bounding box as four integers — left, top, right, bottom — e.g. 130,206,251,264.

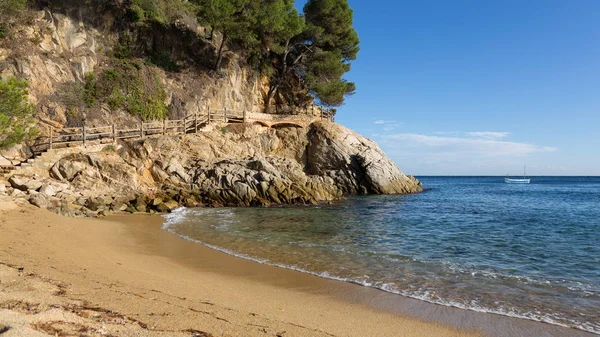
0,204,594,336
157,209,597,337
151,210,597,337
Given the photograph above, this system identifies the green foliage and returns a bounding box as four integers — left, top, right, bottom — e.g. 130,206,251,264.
126,0,198,25
238,0,359,109
0,77,37,149
301,0,359,106
304,0,359,61
0,0,29,39
146,51,180,72
112,34,134,59
132,0,166,23
82,72,98,106
80,61,170,120
29,33,42,45
0,24,8,39
196,0,257,69
251,0,304,54
0,0,28,20
102,144,116,152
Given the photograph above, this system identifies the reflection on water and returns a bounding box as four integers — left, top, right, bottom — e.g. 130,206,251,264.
163,176,600,334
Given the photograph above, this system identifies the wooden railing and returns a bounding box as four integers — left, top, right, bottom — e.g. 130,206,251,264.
0,108,334,174
31,108,333,153
40,110,221,151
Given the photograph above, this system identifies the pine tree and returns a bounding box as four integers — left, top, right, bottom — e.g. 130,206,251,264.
196,0,255,70
303,0,359,106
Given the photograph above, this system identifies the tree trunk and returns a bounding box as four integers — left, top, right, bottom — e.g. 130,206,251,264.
265,84,278,114
214,33,227,70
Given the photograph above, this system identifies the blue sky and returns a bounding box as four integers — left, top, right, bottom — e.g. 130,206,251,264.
298,0,600,175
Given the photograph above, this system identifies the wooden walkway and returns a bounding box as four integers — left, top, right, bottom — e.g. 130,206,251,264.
1,108,333,175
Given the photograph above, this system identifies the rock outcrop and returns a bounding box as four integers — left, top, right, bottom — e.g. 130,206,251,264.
307,122,422,194
1,122,422,216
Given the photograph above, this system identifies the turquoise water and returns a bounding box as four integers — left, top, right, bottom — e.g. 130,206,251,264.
162,177,600,334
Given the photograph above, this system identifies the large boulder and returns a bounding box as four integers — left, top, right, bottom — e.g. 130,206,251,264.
307,121,422,194
9,176,43,192
50,154,90,181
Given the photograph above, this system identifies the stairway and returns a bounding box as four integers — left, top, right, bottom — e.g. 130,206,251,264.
0,148,48,177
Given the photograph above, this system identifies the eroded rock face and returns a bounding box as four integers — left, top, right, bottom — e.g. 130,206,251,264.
307,122,422,195
6,122,421,216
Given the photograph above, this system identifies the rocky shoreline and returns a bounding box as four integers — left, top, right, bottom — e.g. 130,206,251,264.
0,121,422,217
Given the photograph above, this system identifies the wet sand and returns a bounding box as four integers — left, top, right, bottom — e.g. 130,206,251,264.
0,203,594,336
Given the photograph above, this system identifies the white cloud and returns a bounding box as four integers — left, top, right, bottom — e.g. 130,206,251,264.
374,119,402,132
373,119,397,125
466,131,510,140
381,133,557,157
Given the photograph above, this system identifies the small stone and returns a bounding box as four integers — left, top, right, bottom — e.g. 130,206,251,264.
134,196,147,213
155,203,170,213
152,197,163,206
82,208,97,218
39,184,57,197
29,193,49,209
97,210,111,217
84,197,103,211
164,199,179,210
9,189,26,198
110,201,128,212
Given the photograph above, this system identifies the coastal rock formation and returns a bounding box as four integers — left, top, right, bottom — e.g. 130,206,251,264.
2,122,422,216
307,121,422,195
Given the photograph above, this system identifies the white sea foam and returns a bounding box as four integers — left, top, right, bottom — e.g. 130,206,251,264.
160,209,600,335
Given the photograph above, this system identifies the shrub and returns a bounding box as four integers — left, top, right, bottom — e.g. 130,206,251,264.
0,77,38,149
145,51,180,72
80,60,170,120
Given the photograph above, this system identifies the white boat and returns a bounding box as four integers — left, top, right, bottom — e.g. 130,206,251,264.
505,166,530,184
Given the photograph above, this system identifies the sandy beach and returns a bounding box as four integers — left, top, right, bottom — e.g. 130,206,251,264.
0,200,479,337
0,201,595,337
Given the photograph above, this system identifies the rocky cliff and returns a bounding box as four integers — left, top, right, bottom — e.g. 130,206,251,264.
1,122,422,216
0,4,421,216
1,5,263,136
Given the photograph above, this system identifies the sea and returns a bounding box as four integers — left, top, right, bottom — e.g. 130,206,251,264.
162,176,600,335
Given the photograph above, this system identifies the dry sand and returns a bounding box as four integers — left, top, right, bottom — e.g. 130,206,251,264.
0,202,482,337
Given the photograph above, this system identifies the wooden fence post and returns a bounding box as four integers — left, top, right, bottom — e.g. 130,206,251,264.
207,108,211,125
140,122,144,139
224,108,227,123
243,110,247,123
49,126,53,150
183,116,187,134
112,124,116,143
163,119,166,135
82,124,86,147
194,113,198,133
